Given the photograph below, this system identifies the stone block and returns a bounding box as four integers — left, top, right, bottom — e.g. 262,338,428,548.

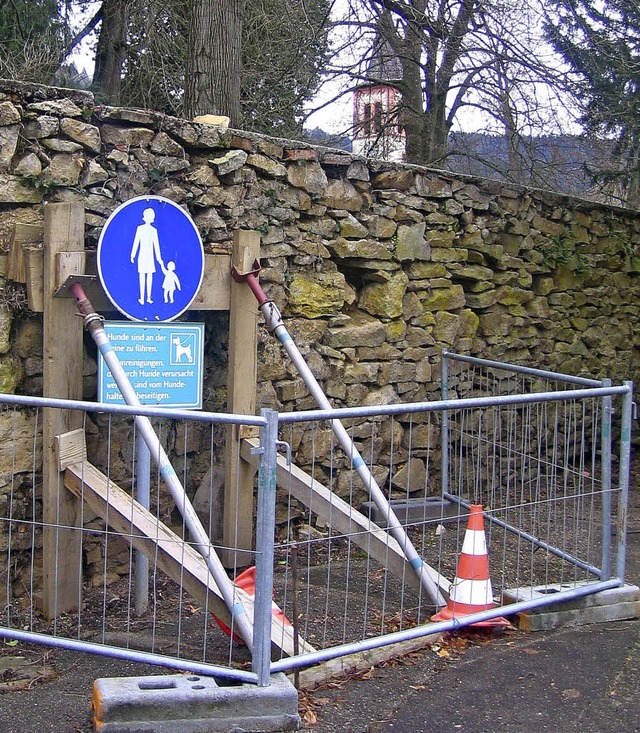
93,672,300,733
502,582,640,632
0,174,43,203
359,271,408,318
287,272,346,318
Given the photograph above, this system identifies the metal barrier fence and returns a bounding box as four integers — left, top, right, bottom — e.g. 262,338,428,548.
0,393,276,685
267,355,633,675
440,351,632,583
0,354,634,686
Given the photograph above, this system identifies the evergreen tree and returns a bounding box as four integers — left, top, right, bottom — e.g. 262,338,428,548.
545,0,640,206
0,0,70,82
241,0,331,136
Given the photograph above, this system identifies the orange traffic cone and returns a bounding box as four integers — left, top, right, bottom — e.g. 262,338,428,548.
431,504,510,628
213,566,292,644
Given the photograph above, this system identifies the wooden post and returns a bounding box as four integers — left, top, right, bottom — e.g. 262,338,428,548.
222,231,260,567
42,202,85,618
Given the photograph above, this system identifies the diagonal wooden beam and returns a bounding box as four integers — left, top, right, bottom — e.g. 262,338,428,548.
241,438,451,598
62,458,314,657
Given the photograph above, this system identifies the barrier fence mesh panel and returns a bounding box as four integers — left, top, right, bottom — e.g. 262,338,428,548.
0,403,256,674
270,378,616,663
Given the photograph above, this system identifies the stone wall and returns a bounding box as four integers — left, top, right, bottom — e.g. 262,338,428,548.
0,80,639,583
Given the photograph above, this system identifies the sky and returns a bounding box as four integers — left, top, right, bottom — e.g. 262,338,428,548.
304,86,354,134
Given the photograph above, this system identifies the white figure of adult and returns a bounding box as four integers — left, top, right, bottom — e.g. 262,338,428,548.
130,207,164,305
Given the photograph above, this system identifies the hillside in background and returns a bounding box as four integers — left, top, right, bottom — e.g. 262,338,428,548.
304,126,618,204
445,132,615,202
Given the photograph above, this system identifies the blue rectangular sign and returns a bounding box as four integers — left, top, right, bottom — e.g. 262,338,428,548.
98,322,204,408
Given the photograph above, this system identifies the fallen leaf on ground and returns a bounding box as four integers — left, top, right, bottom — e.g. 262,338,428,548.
303,709,317,725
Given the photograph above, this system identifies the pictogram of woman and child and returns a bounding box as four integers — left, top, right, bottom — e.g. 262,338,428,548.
130,207,181,305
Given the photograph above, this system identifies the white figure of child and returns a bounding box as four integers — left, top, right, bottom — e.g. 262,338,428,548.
161,261,181,303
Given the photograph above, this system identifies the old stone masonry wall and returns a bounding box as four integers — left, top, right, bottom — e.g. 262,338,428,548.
1,82,639,410
0,80,639,485
0,80,639,588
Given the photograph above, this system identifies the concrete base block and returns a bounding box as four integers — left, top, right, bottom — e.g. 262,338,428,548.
93,672,300,733
360,497,460,526
502,582,640,632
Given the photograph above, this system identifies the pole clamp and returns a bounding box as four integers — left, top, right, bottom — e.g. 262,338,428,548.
231,259,261,282
81,312,104,329
250,439,291,466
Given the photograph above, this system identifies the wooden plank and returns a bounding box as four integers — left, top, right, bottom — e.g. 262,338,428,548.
222,231,260,567
8,223,43,282
42,202,85,619
7,240,25,283
80,252,231,312
65,462,230,619
55,251,86,294
11,222,44,245
24,247,44,312
63,460,314,656
290,632,444,691
191,253,231,310
25,252,231,313
241,438,452,597
21,248,104,313
55,428,86,471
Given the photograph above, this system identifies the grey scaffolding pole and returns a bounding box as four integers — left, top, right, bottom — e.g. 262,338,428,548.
69,282,255,649
232,261,447,609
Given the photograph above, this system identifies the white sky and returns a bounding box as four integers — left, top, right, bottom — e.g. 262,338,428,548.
304,88,354,133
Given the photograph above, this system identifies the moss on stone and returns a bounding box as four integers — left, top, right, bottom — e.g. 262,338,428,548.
0,356,22,393
287,272,346,318
359,272,409,319
422,284,466,311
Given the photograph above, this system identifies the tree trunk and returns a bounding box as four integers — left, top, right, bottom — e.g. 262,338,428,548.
400,17,427,164
93,0,129,104
392,0,465,165
183,0,243,125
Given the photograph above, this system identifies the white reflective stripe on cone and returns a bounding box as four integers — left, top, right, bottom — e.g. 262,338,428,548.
450,578,494,606
460,528,488,556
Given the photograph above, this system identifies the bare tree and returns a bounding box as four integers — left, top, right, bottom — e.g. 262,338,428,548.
93,0,131,103
452,1,576,186
323,0,575,171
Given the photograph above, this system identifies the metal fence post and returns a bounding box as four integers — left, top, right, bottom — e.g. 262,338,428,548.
615,381,634,581
253,408,278,686
601,378,613,580
440,351,450,499
135,430,150,616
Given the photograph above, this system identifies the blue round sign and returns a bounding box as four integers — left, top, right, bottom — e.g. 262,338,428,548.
97,196,205,322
